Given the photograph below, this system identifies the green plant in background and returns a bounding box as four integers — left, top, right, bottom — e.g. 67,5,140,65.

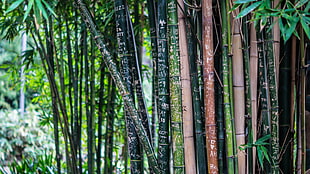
232,0,310,42
0,152,56,174
0,105,55,166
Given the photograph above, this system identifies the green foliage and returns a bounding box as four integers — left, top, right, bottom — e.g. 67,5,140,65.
0,152,56,174
239,134,272,170
232,0,310,42
0,106,54,166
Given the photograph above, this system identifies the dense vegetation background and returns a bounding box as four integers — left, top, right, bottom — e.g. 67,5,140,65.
0,0,309,173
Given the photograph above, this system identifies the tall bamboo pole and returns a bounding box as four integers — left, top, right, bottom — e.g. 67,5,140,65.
114,0,143,172
157,0,170,171
232,16,246,174
167,0,185,172
202,0,218,173
177,1,197,173
279,39,292,173
265,17,280,174
185,5,207,173
220,0,237,172
75,1,159,172
249,21,258,174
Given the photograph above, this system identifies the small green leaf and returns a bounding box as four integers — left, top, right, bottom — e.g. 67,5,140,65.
301,16,310,40
23,0,34,22
237,1,263,18
234,0,257,5
41,0,57,17
295,0,308,8
5,0,24,14
257,146,264,169
35,0,48,20
255,134,271,144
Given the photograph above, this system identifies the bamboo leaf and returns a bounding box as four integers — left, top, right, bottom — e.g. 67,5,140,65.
234,0,256,4
257,146,264,169
301,16,310,39
260,146,271,164
305,1,310,11
35,0,48,20
41,0,57,17
5,0,24,14
255,134,271,144
237,1,263,18
23,0,34,22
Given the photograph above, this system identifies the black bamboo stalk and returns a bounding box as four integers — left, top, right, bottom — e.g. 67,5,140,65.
157,0,170,172
104,77,116,174
73,8,80,157
114,0,142,172
185,6,207,174
241,18,253,174
257,29,271,172
279,39,292,173
97,63,105,174
146,0,159,147
74,1,159,172
265,17,279,174
65,15,74,134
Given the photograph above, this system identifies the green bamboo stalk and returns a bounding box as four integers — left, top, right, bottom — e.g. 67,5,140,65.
185,6,207,173
241,17,253,174
177,1,197,173
202,0,218,173
157,0,170,171
74,1,159,172
167,0,185,173
265,17,279,174
220,0,237,172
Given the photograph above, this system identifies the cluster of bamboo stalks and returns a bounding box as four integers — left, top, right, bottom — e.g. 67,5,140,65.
6,0,308,173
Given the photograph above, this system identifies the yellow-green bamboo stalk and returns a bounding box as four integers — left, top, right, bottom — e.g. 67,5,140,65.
250,21,258,174
177,0,196,173
232,17,246,174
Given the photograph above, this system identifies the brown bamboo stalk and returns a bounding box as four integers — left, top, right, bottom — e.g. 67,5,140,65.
202,0,218,173
177,1,196,173
232,18,246,174
250,21,258,173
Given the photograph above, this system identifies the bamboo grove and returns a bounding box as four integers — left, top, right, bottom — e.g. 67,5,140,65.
1,0,310,173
